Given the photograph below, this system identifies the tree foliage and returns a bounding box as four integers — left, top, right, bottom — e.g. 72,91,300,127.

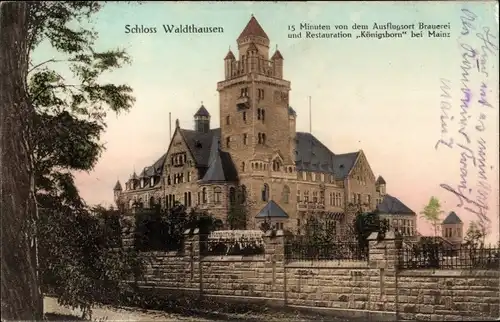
420,196,444,237
464,221,486,248
227,186,250,230
20,1,137,318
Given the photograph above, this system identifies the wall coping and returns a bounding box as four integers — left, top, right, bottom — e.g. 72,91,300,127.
201,255,265,262
286,260,369,268
398,269,500,278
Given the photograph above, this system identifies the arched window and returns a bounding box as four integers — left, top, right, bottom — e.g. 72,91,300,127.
261,109,266,122
240,185,247,203
282,185,290,204
261,133,266,145
241,161,245,172
262,184,269,202
226,115,230,125
202,188,207,203
214,187,222,204
229,187,236,205
272,159,281,171
243,133,248,145
226,136,231,148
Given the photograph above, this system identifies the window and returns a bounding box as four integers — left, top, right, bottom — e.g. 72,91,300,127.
150,177,154,186
184,192,188,206
149,196,154,208
258,133,261,144
261,109,265,122
202,188,207,203
243,111,247,122
187,172,191,182
240,185,247,203
304,191,309,202
261,133,266,145
167,175,171,185
320,190,325,204
272,159,281,171
258,88,265,100
302,172,307,180
297,190,301,202
140,179,144,188
243,133,248,145
226,115,230,125
240,87,248,97
283,185,290,204
257,108,261,120
226,136,231,148
229,187,236,205
262,184,269,202
329,192,334,206
367,194,371,205
214,187,222,204
312,191,318,203
321,173,325,182
311,173,316,181
241,162,245,172
188,192,192,206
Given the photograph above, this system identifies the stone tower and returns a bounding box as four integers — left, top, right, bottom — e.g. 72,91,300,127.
217,15,296,228
217,15,295,174
113,180,122,206
441,211,463,246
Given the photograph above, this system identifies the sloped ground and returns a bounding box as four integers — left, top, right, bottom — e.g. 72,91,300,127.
44,297,353,321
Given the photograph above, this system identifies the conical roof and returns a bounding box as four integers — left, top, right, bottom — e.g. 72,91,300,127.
113,180,122,191
224,50,235,60
442,211,462,224
237,16,269,41
194,105,210,117
271,50,283,60
376,176,386,185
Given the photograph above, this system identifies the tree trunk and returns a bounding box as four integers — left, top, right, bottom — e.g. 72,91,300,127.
0,2,43,320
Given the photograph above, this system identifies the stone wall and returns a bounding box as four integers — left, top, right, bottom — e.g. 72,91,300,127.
134,230,500,321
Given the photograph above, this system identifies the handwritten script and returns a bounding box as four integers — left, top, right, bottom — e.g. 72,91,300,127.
435,8,498,233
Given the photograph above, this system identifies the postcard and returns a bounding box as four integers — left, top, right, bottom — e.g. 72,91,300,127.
1,1,498,321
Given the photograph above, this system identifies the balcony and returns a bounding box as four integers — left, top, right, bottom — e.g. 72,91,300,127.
297,202,325,211
236,96,250,110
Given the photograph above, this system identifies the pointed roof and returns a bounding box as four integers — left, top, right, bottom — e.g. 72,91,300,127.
237,16,269,41
255,200,289,218
224,50,235,60
374,194,416,215
194,105,210,117
200,135,238,183
442,211,462,224
271,50,283,60
130,172,138,180
376,176,386,185
113,180,122,191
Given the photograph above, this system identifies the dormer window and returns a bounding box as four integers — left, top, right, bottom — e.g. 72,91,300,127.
150,177,154,186
140,179,144,188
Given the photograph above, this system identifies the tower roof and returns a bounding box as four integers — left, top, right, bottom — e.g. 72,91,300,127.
271,50,283,60
113,180,122,191
224,50,235,60
376,175,386,185
442,211,462,224
237,15,269,41
194,105,210,117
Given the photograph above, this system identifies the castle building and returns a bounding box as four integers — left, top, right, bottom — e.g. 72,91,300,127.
113,16,415,232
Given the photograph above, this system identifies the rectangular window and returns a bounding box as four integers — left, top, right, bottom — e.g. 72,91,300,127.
302,172,307,180
243,133,248,145
297,190,301,202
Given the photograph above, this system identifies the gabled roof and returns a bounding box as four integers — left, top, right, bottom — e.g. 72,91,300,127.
375,194,416,215
180,128,220,167
442,211,462,224
295,132,336,173
246,42,259,53
255,200,289,218
376,175,386,185
271,50,283,60
237,16,269,41
194,105,210,117
113,180,122,191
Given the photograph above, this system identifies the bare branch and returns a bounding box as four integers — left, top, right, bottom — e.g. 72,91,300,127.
28,59,67,73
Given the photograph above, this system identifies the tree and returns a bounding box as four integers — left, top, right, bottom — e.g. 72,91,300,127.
464,221,486,248
0,2,44,320
420,196,444,237
227,185,252,230
3,1,136,318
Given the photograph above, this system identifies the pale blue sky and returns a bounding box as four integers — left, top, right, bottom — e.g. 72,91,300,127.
33,1,499,240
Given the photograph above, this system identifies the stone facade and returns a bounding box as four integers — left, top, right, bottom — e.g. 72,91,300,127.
132,230,499,321
113,16,415,233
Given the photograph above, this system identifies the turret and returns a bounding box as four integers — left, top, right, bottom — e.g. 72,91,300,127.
237,15,270,60
441,211,464,246
194,105,210,133
376,176,386,195
113,180,122,204
224,49,235,79
271,49,284,79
